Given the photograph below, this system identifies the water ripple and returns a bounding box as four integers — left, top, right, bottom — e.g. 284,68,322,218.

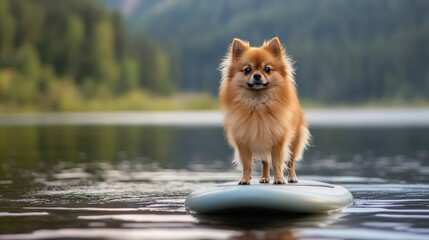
0,228,237,240
78,214,197,223
0,212,49,217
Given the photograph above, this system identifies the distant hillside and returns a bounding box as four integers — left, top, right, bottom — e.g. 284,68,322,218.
0,0,179,112
102,0,429,104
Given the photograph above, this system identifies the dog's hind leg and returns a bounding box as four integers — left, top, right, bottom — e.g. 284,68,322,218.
287,125,310,183
286,157,298,183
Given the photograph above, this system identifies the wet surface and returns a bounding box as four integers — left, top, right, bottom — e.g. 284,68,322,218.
0,113,428,239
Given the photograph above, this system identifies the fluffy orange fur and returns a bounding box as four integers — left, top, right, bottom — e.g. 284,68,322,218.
219,37,310,185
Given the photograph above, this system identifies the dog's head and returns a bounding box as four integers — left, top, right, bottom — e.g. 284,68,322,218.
220,37,294,91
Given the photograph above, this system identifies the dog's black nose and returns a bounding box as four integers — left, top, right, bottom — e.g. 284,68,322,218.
253,73,262,81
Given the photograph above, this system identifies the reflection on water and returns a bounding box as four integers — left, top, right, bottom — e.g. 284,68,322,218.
1,125,428,183
0,116,429,239
0,125,229,172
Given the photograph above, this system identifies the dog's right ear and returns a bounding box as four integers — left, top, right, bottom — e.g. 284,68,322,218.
231,38,248,60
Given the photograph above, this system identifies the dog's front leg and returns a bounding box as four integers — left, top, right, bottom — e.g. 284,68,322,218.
237,144,252,185
272,143,286,184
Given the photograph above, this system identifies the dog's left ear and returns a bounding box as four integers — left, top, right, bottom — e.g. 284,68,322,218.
265,37,284,58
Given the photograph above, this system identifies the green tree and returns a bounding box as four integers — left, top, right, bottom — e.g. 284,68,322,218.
0,0,15,64
65,14,84,77
10,1,43,46
90,19,119,93
119,57,139,92
111,11,127,61
154,49,174,95
13,44,40,78
11,44,40,104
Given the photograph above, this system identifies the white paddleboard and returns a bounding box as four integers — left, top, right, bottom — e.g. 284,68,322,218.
185,180,354,214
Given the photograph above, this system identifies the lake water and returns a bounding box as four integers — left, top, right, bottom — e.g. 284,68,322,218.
0,110,429,240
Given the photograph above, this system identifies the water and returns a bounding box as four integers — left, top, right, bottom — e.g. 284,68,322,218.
0,110,429,240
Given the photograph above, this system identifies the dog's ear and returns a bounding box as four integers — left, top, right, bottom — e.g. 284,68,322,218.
231,38,248,60
265,37,284,58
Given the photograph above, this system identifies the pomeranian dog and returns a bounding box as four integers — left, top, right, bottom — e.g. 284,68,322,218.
219,37,310,185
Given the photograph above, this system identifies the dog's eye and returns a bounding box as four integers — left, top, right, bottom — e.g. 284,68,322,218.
243,67,251,74
264,66,271,74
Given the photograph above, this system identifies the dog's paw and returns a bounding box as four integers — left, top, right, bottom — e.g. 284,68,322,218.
238,179,251,185
288,177,298,183
259,177,270,184
273,179,286,184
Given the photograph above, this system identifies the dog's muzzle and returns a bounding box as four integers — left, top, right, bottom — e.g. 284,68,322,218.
247,73,268,89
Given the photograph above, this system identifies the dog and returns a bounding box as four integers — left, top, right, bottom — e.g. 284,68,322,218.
219,37,310,185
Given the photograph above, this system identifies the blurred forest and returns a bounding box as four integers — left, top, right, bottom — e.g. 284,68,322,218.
112,0,429,105
0,0,200,112
1,0,429,112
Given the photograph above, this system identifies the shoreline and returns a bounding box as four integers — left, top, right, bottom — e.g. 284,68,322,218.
1,108,429,127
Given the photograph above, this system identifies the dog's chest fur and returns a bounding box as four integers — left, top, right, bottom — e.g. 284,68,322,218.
225,98,292,160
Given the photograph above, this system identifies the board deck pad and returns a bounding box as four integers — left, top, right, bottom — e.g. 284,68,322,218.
185,180,354,215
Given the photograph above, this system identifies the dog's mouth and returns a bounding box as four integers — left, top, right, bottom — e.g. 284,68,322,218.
246,82,269,90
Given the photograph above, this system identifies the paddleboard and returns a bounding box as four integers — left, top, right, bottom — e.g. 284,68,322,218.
185,180,354,214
